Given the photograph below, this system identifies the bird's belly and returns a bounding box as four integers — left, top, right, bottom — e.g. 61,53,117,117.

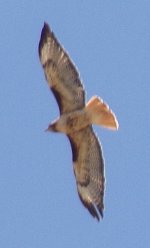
56,110,90,134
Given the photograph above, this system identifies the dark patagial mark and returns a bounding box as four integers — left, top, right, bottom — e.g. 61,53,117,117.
68,136,78,162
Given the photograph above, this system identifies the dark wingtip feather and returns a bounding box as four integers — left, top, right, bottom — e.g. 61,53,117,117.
43,22,51,34
87,202,100,221
97,203,104,219
78,191,104,221
38,22,51,57
87,201,104,221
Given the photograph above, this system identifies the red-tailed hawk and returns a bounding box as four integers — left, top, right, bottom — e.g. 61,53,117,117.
39,22,119,221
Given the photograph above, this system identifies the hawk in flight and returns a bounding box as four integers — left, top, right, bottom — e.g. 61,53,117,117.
39,22,119,221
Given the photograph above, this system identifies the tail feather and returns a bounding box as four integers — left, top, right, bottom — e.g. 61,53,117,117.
86,96,119,130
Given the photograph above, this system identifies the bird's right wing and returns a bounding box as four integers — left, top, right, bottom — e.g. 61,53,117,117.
68,126,105,221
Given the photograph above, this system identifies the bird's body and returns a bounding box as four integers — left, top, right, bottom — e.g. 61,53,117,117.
48,108,89,134
39,22,119,221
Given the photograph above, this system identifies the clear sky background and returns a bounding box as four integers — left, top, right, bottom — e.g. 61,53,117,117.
0,1,150,247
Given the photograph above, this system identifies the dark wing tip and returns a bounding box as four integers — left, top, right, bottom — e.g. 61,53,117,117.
78,191,103,221
38,22,52,57
87,202,104,221
97,203,104,219
43,22,52,35
87,202,100,221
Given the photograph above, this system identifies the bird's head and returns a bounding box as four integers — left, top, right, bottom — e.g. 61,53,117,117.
45,121,58,132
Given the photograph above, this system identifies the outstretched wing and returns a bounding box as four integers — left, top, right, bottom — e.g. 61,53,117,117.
68,126,105,221
39,23,85,114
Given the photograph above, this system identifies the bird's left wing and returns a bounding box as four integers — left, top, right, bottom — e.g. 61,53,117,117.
68,126,105,221
39,23,85,114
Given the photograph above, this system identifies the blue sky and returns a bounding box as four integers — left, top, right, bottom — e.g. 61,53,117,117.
0,1,150,247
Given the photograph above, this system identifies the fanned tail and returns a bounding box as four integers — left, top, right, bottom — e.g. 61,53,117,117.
86,96,119,130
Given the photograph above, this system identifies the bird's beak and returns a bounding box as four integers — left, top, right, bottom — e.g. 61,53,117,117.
44,122,52,132
44,122,57,132
45,125,52,132
45,127,49,132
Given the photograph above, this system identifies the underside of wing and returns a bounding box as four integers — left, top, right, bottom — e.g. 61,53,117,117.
39,23,85,114
68,126,105,221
